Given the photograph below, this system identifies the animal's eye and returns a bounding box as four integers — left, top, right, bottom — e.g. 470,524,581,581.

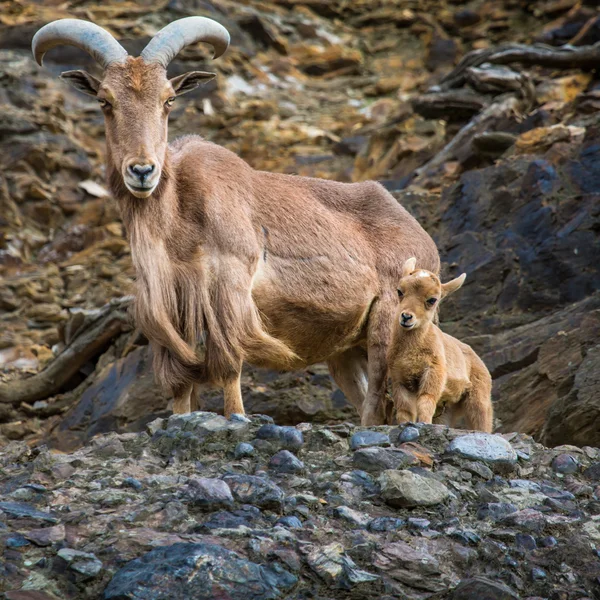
165,97,176,107
398,289,404,298
426,297,437,307
97,98,110,108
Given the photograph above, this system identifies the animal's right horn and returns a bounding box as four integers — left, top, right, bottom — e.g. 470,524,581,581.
32,18,128,69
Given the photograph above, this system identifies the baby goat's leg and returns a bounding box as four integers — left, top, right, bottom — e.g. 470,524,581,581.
393,384,417,424
416,365,444,424
462,365,493,432
361,294,396,426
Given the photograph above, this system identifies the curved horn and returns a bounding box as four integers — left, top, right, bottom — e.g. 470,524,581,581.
32,19,128,69
140,17,229,69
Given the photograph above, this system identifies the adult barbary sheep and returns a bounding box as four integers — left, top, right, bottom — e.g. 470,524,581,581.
32,17,439,425
389,258,493,431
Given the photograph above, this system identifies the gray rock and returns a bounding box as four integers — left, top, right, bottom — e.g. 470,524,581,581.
183,477,234,511
476,502,518,521
306,542,378,588
24,524,65,546
446,434,517,470
552,454,579,474
333,506,371,528
234,442,254,458
269,450,304,474
0,502,59,524
379,470,451,507
449,576,519,599
583,462,600,481
58,548,102,579
500,508,547,532
104,542,297,599
222,474,284,509
349,430,390,450
255,425,304,451
368,517,406,532
397,426,420,443
352,447,418,473
276,516,302,529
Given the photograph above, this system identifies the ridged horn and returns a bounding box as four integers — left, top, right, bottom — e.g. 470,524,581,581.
140,16,229,68
32,18,128,69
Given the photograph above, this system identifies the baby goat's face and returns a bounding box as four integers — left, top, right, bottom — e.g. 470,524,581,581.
396,258,466,331
61,58,215,198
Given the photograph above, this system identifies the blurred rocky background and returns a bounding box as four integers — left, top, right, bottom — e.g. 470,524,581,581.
0,0,599,451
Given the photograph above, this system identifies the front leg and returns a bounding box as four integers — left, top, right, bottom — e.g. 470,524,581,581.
393,383,417,424
361,294,396,426
416,363,445,424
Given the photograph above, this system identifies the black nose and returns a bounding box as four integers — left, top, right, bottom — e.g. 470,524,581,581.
129,164,155,181
401,313,413,322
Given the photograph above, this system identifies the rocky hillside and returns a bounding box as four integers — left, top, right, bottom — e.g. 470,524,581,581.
0,0,599,449
2,416,600,598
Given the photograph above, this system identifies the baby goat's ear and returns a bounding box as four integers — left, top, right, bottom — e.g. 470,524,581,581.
402,257,417,278
441,273,466,297
60,70,101,97
170,71,216,96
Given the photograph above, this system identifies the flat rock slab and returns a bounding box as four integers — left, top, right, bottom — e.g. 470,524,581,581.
104,542,297,600
449,576,519,599
0,501,59,523
379,470,450,507
349,430,390,450
446,434,517,470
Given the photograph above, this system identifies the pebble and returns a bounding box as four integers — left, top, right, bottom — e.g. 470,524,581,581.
57,548,102,579
334,505,372,528
531,567,547,580
183,477,234,511
477,502,518,521
349,430,390,450
539,536,558,548
368,517,406,532
223,474,285,509
122,477,143,491
104,542,297,599
515,533,537,550
233,442,254,458
449,576,519,599
276,516,303,529
255,424,304,450
269,450,305,473
500,508,547,533
379,470,450,508
407,517,431,531
397,426,420,443
447,434,518,469
583,462,600,481
552,454,579,474
352,447,418,473
24,524,65,547
306,542,378,587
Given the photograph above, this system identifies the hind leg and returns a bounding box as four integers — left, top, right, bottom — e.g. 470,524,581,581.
223,370,244,417
462,365,493,432
327,347,369,418
173,383,192,414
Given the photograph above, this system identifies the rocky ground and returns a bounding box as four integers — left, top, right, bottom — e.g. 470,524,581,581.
1,415,600,598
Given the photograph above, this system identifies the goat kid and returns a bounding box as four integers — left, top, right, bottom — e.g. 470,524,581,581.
32,18,440,424
389,258,493,432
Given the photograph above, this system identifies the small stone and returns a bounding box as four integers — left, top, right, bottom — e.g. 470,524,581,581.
476,502,518,521
447,434,517,471
539,536,558,547
334,506,372,528
122,477,142,491
449,576,519,599
500,508,547,532
306,542,378,587
276,516,302,529
349,430,390,450
223,474,284,509
255,424,304,450
552,454,579,474
353,447,418,473
398,426,420,443
5,534,30,548
0,502,58,524
462,461,494,480
515,533,537,550
407,517,431,531
340,470,379,495
379,470,450,508
234,442,254,458
57,548,102,579
183,477,234,511
24,524,65,547
449,530,480,545
229,413,251,423
531,567,547,580
368,517,405,532
269,450,305,474
583,463,600,481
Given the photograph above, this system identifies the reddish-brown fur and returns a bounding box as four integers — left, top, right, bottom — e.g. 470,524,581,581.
389,258,493,432
63,58,440,423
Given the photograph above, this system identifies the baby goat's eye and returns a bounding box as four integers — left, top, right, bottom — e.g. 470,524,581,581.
98,98,110,108
165,97,176,107
426,297,437,307
397,289,404,298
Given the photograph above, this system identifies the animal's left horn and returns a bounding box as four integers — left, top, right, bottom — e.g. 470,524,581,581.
140,16,230,69
32,18,128,68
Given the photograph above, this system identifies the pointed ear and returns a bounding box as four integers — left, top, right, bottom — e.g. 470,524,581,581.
441,273,466,297
60,70,101,97
402,257,417,278
170,71,216,96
